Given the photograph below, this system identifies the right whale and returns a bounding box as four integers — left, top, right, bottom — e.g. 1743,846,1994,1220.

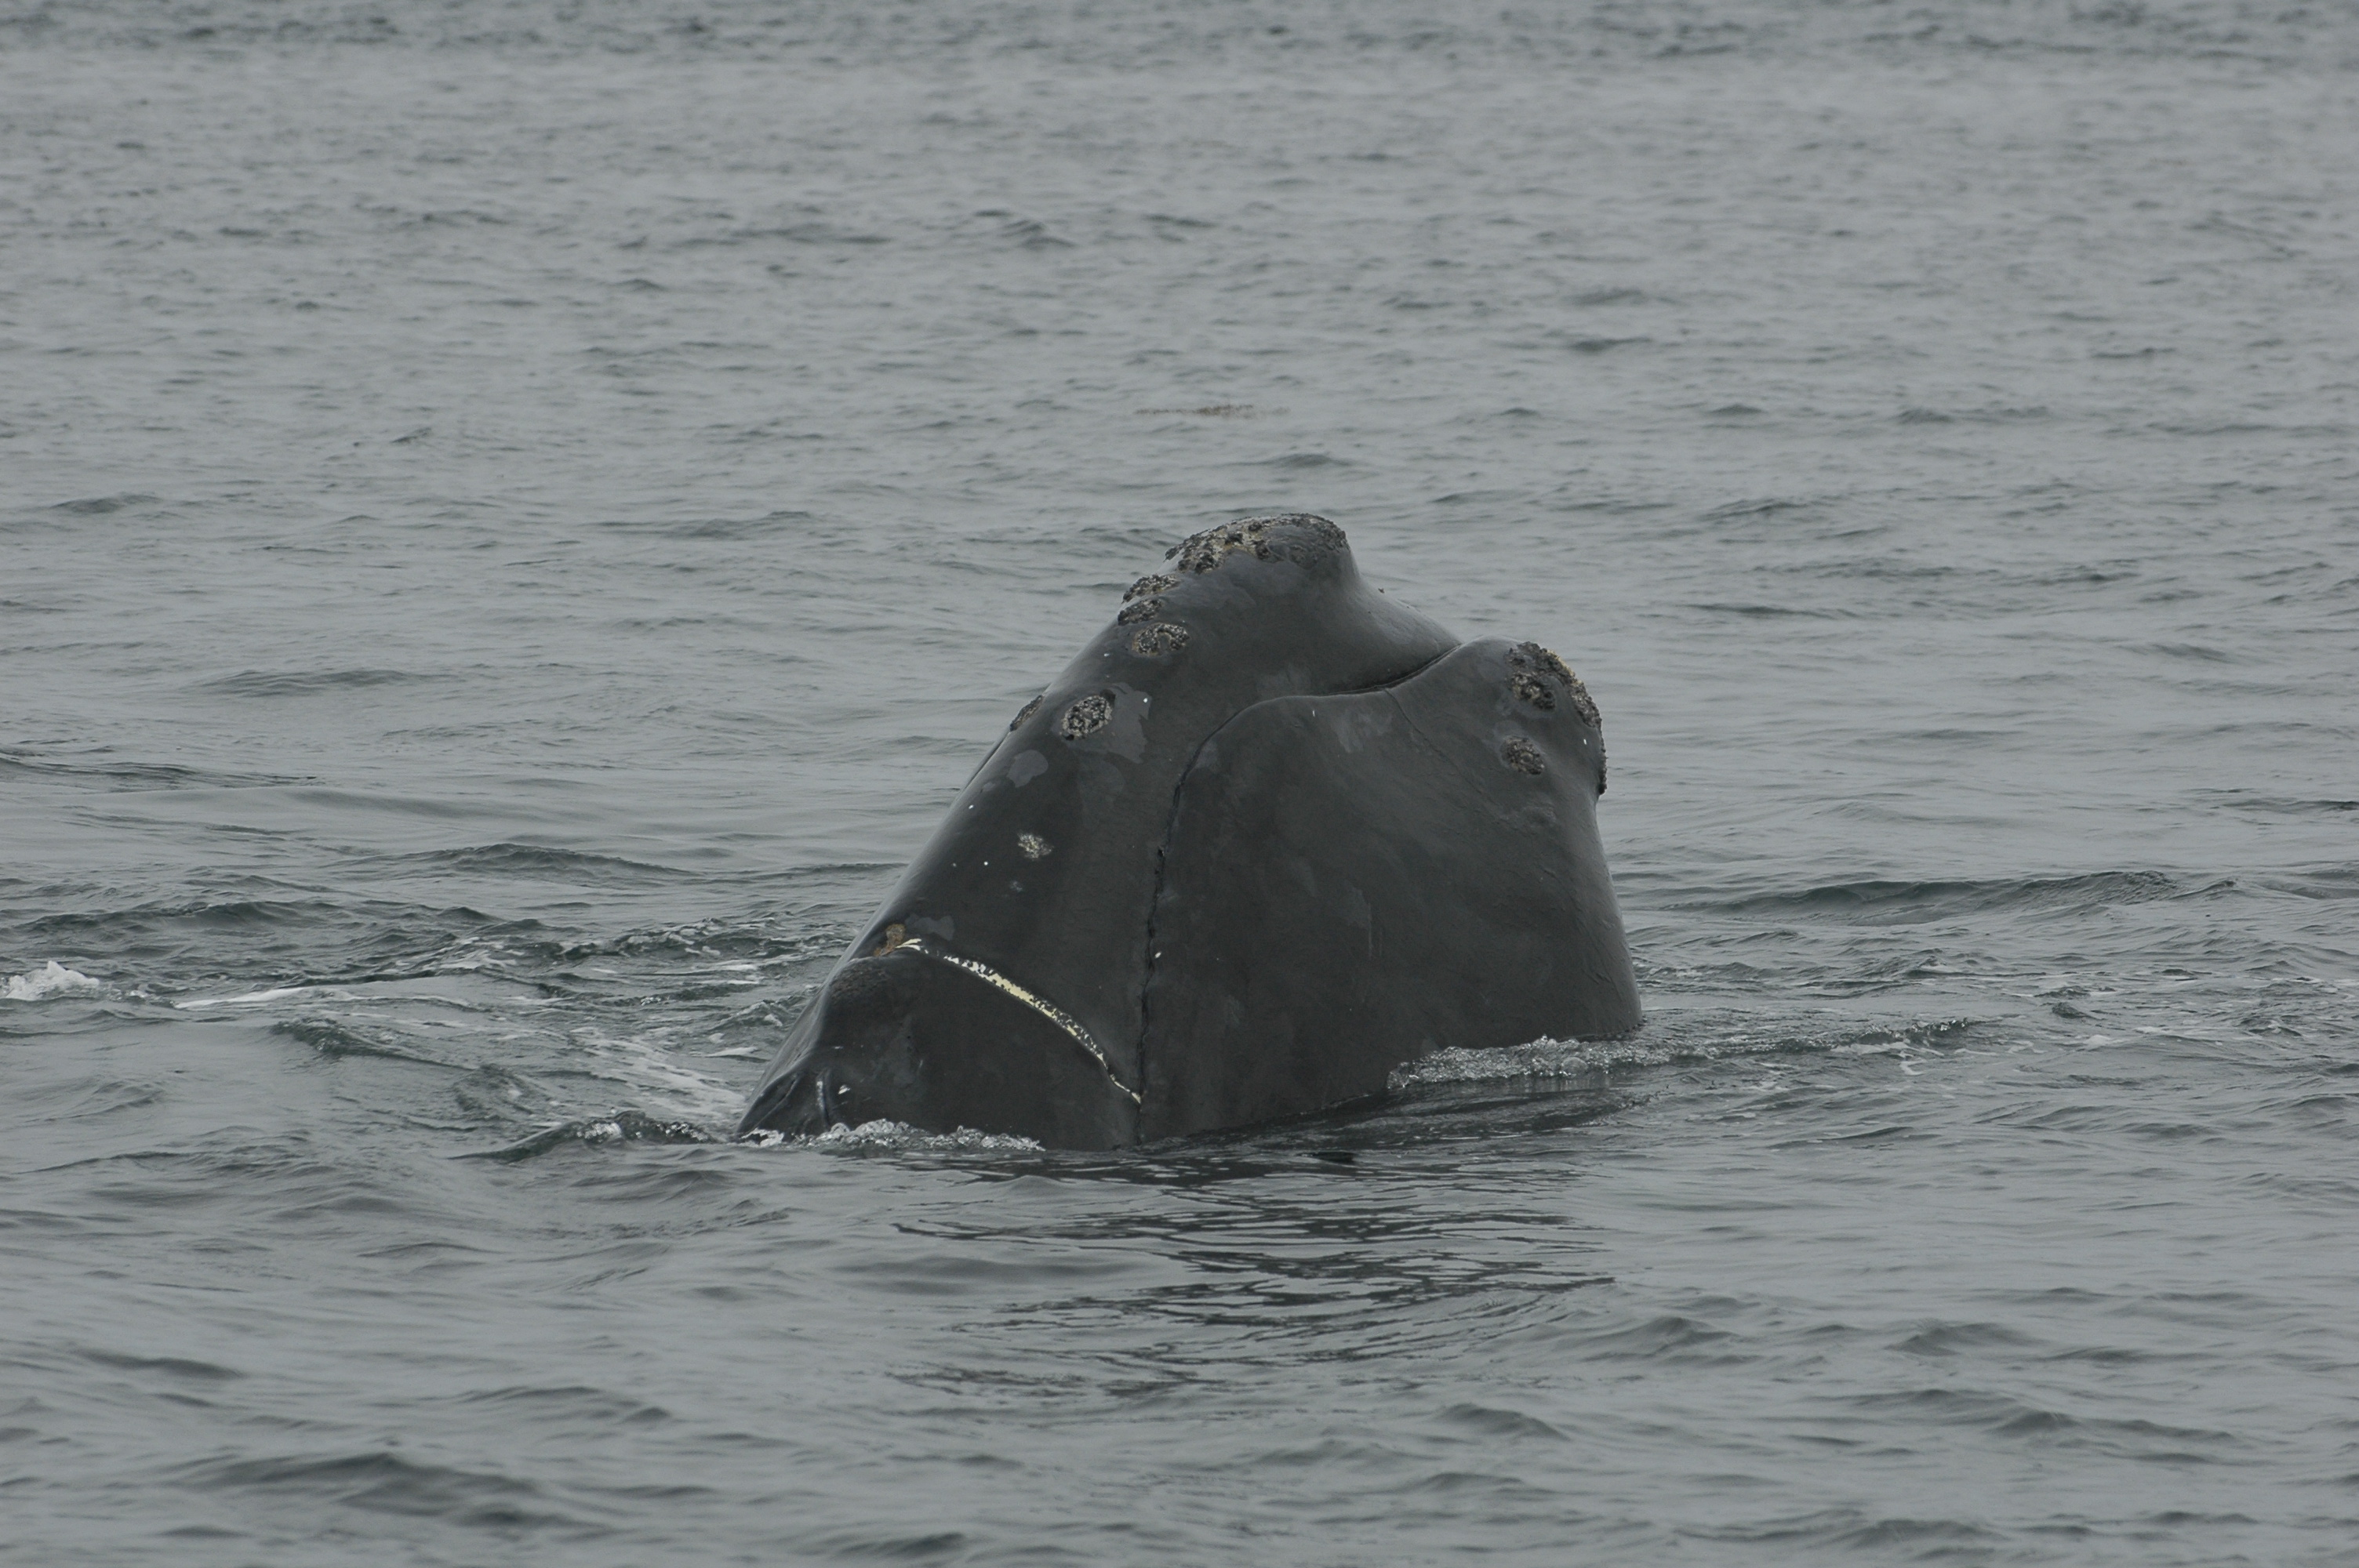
740,514,1640,1148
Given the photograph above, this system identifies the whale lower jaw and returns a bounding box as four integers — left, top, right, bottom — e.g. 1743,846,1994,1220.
895,939,1141,1107
732,947,1139,1149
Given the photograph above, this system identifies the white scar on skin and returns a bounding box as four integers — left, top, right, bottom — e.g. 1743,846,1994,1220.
899,938,1143,1106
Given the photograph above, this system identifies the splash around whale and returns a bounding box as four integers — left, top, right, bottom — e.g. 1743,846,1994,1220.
739,514,1640,1149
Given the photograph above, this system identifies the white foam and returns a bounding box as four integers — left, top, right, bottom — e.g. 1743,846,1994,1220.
4,960,103,1001
747,1118,1043,1152
1389,1036,1656,1090
174,978,544,1012
175,985,318,1010
551,1027,753,1126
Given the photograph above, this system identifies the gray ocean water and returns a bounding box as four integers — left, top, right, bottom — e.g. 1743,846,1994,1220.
5,2,2357,1562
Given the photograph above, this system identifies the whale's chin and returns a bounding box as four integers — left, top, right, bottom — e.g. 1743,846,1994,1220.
736,947,1138,1149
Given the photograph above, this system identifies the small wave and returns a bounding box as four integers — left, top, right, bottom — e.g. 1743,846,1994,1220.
1897,404,2050,424
81,1348,244,1381
1681,1505,1993,1550
2272,867,2359,902
391,843,688,884
49,492,160,515
471,1111,720,1163
1703,870,2186,923
166,1450,583,1530
559,1028,750,1123
1389,1037,1650,1089
1579,1312,1739,1359
557,919,837,964
34,897,356,944
742,1118,1043,1153
2206,793,2359,818
2137,641,2234,662
1391,1015,1986,1093
1001,219,1072,249
967,211,1071,250
176,984,323,1010
1702,496,1808,521
0,750,309,791
1435,1402,1570,1440
4,960,101,1001
1686,601,1843,619
600,508,816,539
674,222,889,248
198,668,442,699
271,1017,447,1065
1891,1320,2038,1358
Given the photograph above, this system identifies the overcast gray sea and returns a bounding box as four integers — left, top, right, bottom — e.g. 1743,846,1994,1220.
5,2,2357,1563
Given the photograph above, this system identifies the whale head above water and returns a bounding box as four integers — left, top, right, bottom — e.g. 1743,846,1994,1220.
740,514,1638,1149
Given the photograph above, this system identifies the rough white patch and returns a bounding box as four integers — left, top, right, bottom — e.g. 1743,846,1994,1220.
4,960,102,1001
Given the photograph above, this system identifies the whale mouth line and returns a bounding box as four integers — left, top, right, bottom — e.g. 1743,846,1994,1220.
896,938,1144,1107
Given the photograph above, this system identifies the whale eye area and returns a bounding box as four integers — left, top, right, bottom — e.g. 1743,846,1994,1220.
1060,692,1114,739
1009,694,1044,731
1117,597,1164,624
1129,622,1190,657
1124,573,1178,601
1017,833,1051,860
1500,737,1547,775
868,922,909,957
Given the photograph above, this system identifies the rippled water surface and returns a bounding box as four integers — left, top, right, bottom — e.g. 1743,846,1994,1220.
5,2,2357,1563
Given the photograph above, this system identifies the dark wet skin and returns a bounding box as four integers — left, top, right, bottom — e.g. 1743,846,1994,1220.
738,515,1637,1148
